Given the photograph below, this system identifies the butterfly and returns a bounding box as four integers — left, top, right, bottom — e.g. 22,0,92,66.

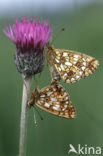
28,80,75,119
45,43,99,83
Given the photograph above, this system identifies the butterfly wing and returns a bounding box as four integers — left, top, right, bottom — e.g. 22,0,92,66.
35,82,75,119
47,48,99,83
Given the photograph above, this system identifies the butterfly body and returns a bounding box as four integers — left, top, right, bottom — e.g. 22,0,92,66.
45,43,99,83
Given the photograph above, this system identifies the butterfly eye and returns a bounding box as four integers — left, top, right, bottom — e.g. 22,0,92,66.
28,97,34,107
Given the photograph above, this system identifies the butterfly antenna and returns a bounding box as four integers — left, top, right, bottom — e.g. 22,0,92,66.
33,108,37,126
34,106,44,120
34,77,39,90
51,27,66,44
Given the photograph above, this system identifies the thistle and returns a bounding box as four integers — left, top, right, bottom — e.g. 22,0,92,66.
3,17,52,78
3,17,52,156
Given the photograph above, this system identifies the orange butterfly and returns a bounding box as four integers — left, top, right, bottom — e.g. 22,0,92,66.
28,80,75,119
45,43,99,83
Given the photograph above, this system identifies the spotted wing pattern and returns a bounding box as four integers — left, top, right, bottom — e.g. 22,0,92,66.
34,82,75,119
46,47,99,83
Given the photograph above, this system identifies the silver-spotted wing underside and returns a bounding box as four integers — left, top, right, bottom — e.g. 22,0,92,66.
34,82,75,119
46,47,99,83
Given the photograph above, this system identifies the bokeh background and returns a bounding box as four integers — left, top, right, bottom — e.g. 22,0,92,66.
0,0,103,156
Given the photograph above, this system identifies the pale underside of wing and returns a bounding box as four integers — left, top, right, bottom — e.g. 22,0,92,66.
35,82,75,119
50,49,99,83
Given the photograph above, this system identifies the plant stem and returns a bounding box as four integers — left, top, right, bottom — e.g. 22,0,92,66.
19,76,32,156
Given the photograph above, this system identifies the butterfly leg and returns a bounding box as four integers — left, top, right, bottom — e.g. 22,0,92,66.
33,76,39,91
34,106,43,120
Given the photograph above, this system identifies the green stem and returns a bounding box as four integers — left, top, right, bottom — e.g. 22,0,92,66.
19,76,32,156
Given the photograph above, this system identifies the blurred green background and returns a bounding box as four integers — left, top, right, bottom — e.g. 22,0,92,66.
0,1,103,156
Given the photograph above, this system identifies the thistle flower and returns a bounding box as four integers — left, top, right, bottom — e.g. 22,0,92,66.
3,17,52,78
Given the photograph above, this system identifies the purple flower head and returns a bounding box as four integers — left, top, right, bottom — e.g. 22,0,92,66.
3,17,52,78
3,17,52,53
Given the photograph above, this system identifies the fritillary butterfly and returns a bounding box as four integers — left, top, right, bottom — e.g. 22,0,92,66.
28,81,75,119
45,43,99,83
